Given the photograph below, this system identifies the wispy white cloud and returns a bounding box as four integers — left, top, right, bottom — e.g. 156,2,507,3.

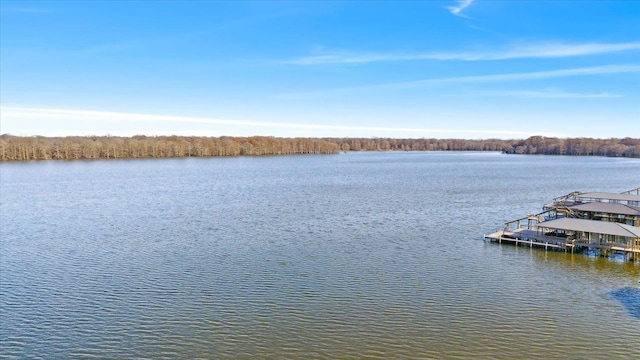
461,89,623,99
447,0,475,18
1,107,293,129
0,106,542,138
284,42,640,65
280,64,640,98
416,63,640,84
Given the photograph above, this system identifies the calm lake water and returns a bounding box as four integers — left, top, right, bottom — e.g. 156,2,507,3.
1,152,639,359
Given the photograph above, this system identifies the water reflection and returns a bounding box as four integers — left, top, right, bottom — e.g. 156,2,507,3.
609,287,640,319
527,246,640,275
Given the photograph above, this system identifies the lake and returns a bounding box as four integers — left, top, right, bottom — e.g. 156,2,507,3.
1,152,639,359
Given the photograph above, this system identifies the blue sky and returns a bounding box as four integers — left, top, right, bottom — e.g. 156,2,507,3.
1,0,639,139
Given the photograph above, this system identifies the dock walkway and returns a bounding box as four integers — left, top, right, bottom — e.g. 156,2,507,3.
484,229,574,251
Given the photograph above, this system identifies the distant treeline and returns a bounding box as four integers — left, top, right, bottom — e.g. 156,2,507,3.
0,135,340,161
1,135,639,161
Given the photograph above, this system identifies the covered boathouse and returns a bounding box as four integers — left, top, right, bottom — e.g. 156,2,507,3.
484,187,640,261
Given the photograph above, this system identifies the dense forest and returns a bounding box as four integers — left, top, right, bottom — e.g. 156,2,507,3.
1,134,639,161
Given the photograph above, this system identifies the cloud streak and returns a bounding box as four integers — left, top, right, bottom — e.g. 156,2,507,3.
461,89,623,99
447,0,475,18
280,64,640,97
1,106,540,138
409,63,640,85
284,42,640,65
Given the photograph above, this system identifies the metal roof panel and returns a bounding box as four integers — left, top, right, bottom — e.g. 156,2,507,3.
570,202,640,216
576,192,640,202
536,218,640,238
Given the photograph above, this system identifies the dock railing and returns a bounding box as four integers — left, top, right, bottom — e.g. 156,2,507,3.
503,210,552,232
543,191,583,211
621,187,640,195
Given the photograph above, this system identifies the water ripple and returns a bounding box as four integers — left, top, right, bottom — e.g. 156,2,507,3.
1,154,639,359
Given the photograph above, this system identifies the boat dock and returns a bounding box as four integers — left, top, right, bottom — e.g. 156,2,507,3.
484,187,640,261
484,229,574,251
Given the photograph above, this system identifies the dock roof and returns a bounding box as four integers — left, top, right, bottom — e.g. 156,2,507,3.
575,192,640,203
537,218,640,238
570,202,640,216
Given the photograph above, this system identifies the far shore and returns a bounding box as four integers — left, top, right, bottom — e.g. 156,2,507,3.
1,134,638,161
